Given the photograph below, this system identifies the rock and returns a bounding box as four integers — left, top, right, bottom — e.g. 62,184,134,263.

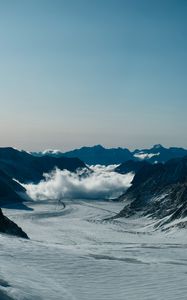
0,208,29,239
115,156,187,226
0,168,26,206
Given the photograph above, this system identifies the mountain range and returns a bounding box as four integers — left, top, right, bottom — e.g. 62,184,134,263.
0,146,187,237
0,147,87,184
32,144,187,165
114,156,187,229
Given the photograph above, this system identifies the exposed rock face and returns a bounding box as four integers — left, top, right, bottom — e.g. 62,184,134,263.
0,290,14,300
0,162,29,238
0,147,87,183
0,208,29,239
115,156,187,226
0,169,26,206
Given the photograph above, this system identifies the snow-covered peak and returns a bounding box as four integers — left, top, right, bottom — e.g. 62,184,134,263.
152,144,164,149
42,149,63,155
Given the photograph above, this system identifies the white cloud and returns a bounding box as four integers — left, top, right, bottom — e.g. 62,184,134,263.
23,166,134,201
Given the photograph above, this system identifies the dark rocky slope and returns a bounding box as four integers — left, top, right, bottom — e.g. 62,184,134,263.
0,168,26,206
0,208,28,238
115,156,187,227
0,147,87,183
115,160,150,174
0,170,29,238
0,290,15,300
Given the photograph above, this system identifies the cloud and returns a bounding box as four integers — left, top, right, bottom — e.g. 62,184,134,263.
23,165,134,201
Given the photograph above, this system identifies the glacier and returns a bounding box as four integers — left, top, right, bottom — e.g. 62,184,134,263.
0,199,187,300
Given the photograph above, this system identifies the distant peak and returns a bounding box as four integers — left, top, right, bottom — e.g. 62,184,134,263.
152,144,163,149
93,145,105,149
42,149,62,155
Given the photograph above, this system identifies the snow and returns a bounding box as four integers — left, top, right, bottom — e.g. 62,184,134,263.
0,199,187,300
134,152,160,160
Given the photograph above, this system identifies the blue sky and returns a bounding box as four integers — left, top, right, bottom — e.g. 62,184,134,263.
0,0,186,151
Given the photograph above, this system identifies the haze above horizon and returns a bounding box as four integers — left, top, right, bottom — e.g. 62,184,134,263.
0,0,186,151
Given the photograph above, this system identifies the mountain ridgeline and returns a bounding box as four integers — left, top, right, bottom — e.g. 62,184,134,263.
0,147,87,184
32,144,187,165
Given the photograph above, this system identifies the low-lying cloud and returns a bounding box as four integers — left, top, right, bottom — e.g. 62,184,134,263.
24,165,134,201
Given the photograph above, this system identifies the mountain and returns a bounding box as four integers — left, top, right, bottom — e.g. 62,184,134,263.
0,168,26,206
31,149,63,157
115,160,150,174
0,164,29,238
32,145,133,165
0,147,87,184
114,156,187,228
61,145,133,165
31,144,187,165
0,208,28,238
133,144,187,163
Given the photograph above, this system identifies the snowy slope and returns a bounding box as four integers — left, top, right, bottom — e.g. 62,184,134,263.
0,200,187,300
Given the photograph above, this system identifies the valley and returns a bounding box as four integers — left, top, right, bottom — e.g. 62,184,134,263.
0,199,187,300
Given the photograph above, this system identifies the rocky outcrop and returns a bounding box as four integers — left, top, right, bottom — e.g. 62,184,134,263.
0,290,14,300
32,144,187,165
0,208,29,239
115,156,187,227
0,169,26,206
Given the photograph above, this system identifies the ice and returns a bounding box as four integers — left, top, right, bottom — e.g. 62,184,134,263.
0,199,187,300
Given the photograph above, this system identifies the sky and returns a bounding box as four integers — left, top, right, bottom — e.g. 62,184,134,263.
0,0,186,151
